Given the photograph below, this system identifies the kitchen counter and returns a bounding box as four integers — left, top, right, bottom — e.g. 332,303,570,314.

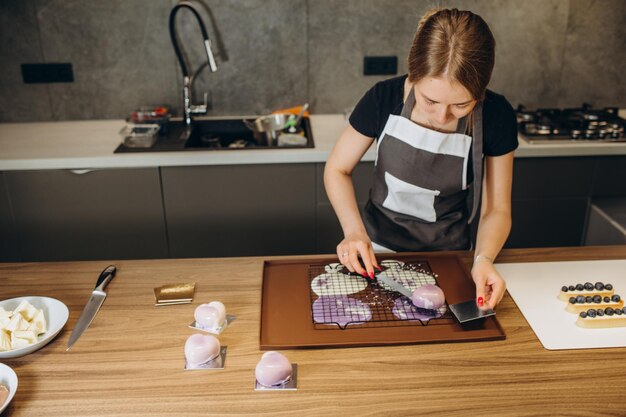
1,115,626,171
1,245,625,416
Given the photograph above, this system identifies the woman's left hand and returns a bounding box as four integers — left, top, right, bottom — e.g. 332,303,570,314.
471,261,506,309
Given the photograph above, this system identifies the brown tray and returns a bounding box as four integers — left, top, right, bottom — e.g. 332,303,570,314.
259,253,505,350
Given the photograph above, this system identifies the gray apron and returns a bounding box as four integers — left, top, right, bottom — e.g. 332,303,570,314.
364,88,483,252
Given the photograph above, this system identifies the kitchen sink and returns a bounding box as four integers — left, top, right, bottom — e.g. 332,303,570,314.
114,117,314,153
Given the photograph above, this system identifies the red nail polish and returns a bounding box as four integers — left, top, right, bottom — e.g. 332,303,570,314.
369,272,374,279
477,297,484,307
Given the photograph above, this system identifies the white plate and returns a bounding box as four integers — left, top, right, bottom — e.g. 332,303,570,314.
0,363,18,413
0,296,69,359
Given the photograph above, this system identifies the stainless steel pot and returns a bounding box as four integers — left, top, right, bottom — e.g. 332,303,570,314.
243,114,289,146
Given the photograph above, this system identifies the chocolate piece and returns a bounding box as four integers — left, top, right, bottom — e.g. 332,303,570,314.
568,285,575,291
561,286,568,292
594,282,605,291
576,284,584,291
587,309,597,318
605,284,613,291
584,282,594,291
612,294,621,302
593,295,602,303
569,297,576,304
579,311,588,318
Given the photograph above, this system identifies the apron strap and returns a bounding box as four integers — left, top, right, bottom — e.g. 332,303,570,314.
400,87,416,118
468,102,484,224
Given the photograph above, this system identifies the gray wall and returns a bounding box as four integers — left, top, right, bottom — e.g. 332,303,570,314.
1,0,624,123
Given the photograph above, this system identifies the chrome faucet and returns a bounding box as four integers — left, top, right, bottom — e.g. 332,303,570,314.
169,1,218,136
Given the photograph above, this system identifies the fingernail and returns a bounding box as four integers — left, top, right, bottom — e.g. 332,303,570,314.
361,273,368,278
477,297,484,307
368,272,374,279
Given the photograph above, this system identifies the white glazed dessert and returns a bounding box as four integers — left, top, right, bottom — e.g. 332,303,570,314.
184,334,221,368
558,282,614,302
255,351,293,387
194,302,227,330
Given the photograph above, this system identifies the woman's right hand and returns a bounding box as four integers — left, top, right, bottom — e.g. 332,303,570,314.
337,232,380,279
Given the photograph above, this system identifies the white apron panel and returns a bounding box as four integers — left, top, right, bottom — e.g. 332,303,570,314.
382,171,440,222
375,114,472,189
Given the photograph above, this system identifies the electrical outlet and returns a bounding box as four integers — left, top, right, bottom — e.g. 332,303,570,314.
363,56,397,76
21,63,74,84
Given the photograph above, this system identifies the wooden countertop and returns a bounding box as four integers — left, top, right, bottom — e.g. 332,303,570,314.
1,246,625,416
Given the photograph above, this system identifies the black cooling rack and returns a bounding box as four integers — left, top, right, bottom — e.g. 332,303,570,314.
309,260,453,330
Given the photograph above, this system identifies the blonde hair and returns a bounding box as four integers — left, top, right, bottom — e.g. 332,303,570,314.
408,8,495,102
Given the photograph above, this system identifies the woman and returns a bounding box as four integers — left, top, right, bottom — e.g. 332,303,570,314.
324,8,518,309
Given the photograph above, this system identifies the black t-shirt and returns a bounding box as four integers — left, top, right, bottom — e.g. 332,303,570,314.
349,74,518,157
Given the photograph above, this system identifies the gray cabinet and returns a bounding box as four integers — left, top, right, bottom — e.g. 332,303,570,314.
506,157,596,248
315,161,374,254
5,168,167,261
161,164,316,258
0,172,21,261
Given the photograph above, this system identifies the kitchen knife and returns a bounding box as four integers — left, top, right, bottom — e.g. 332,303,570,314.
373,271,414,299
66,265,117,351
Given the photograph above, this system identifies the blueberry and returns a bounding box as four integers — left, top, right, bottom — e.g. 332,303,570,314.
568,285,575,291
585,296,592,303
587,309,597,318
623,307,626,314
597,309,605,317
604,296,611,303
606,284,613,291
576,284,584,291
584,282,594,291
605,308,614,316
612,294,621,302
579,311,588,318
593,295,602,303
595,282,605,291
616,309,623,316
561,286,569,292
576,296,586,303
569,297,576,304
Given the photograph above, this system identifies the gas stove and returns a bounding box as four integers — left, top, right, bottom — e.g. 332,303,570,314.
516,104,626,144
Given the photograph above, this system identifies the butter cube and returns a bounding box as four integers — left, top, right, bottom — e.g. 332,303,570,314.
13,330,37,344
0,330,10,351
10,333,31,349
28,310,47,335
0,307,11,322
5,313,29,332
15,300,39,321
